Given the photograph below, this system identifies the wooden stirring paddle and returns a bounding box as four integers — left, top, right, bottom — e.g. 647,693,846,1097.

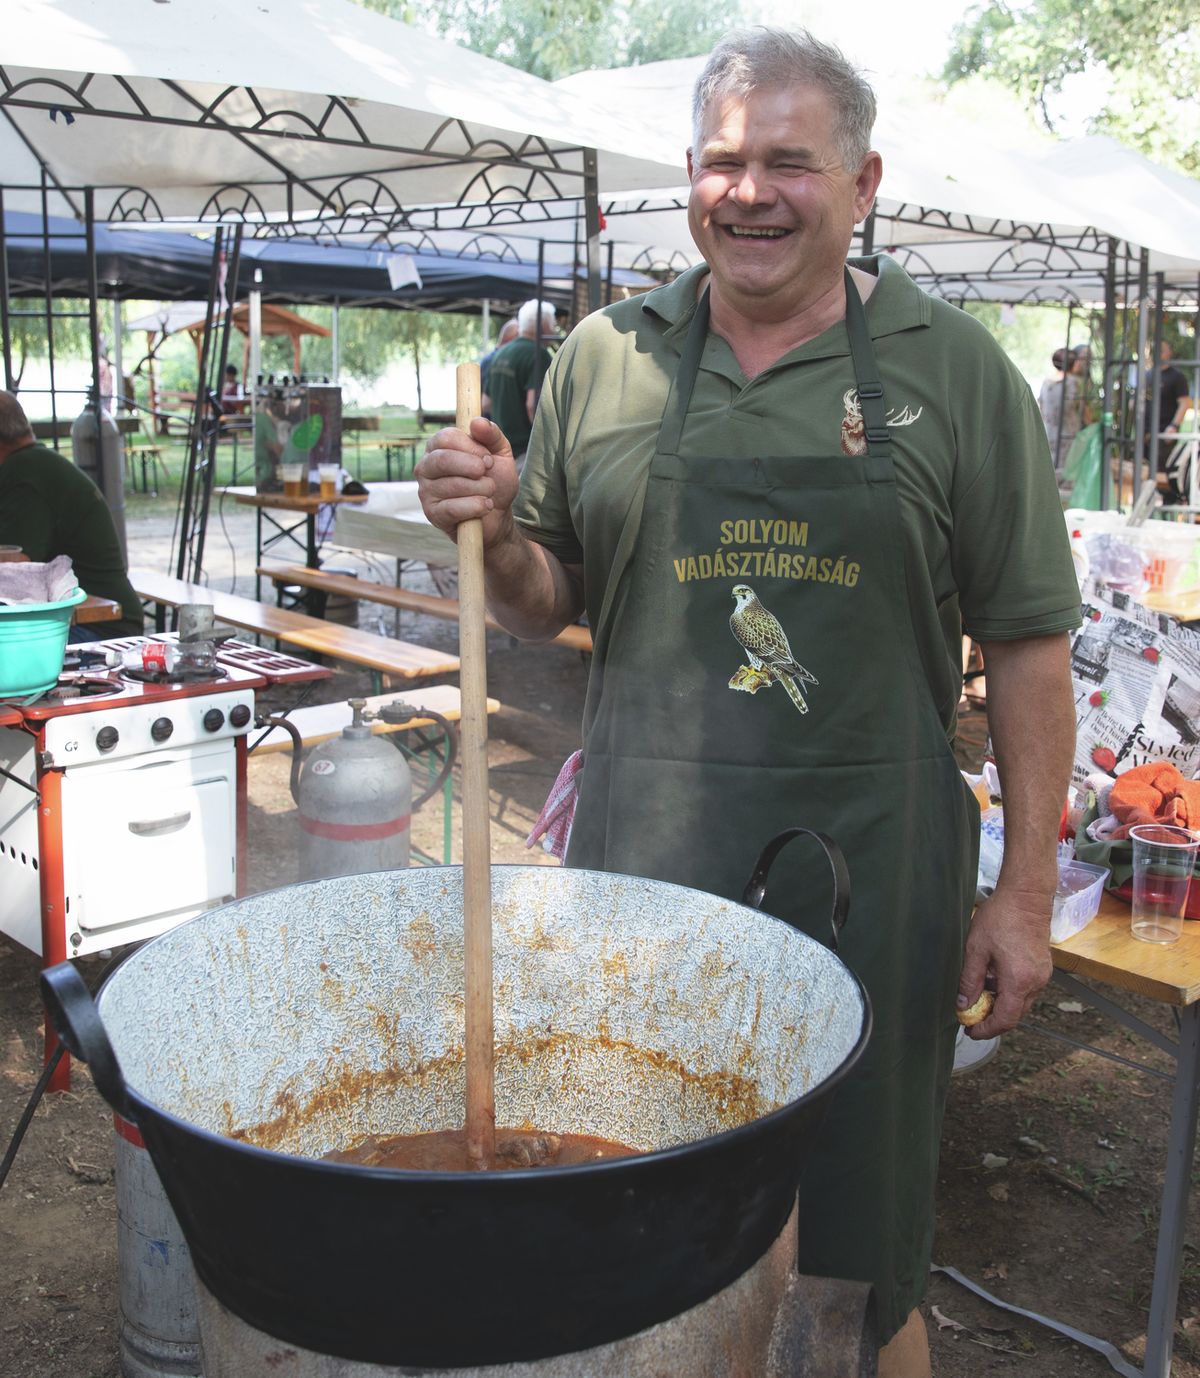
456,362,496,1169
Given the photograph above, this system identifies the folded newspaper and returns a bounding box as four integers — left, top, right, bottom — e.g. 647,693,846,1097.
0,555,79,605
1070,578,1200,788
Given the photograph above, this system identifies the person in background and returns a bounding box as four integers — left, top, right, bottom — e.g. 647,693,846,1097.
1145,339,1193,500
418,28,1078,1376
486,300,557,463
480,318,519,419
220,363,249,415
1038,346,1082,475
0,390,142,639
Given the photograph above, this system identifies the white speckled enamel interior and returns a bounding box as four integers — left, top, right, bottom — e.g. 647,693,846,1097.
97,866,865,1159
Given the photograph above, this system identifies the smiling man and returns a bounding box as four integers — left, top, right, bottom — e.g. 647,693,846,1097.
417,29,1079,1376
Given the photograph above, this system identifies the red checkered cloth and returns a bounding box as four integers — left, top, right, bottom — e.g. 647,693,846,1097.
525,750,582,860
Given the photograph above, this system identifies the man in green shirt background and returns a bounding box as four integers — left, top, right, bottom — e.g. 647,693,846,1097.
0,390,142,638
486,299,557,461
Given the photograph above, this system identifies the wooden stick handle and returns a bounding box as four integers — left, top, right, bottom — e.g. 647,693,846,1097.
456,362,495,1169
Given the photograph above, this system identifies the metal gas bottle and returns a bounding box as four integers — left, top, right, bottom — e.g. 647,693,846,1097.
295,701,413,878
71,401,127,557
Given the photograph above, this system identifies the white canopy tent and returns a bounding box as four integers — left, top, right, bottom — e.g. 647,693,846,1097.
0,0,683,228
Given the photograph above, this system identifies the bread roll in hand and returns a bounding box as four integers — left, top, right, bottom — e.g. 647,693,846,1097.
956,990,995,1028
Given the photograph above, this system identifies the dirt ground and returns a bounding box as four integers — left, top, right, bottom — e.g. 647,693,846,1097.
1,517,1198,1375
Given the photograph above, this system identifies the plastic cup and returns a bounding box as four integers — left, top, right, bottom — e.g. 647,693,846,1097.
1129,824,1199,944
0,546,24,562
318,463,339,500
282,462,305,498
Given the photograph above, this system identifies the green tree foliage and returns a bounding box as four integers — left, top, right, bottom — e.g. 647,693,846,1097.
355,0,743,79
4,299,93,388
944,0,1200,175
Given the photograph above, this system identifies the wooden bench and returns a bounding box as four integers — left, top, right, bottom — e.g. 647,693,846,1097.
257,561,594,654
129,568,462,690
251,685,500,864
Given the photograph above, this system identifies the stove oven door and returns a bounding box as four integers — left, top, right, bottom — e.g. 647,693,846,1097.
60,740,237,954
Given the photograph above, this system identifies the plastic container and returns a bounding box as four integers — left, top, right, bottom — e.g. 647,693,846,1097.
0,587,87,697
1051,858,1110,943
1125,523,1200,595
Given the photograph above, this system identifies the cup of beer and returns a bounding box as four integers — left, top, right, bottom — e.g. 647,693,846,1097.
282,462,305,498
318,463,339,500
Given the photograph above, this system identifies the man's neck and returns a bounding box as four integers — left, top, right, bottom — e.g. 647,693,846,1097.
0,434,34,466
704,265,878,380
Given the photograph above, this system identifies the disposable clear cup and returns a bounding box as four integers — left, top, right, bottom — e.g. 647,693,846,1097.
282,462,305,498
0,546,24,562
1129,824,1199,945
318,463,339,500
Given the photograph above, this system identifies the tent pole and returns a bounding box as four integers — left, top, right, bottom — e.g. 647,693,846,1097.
112,298,123,415
175,229,223,581
605,241,615,308
1148,273,1166,502
331,296,340,383
481,297,490,351
0,188,13,392
1132,247,1150,506
1100,239,1117,510
41,171,57,433
861,208,876,256
249,269,262,390
583,148,601,316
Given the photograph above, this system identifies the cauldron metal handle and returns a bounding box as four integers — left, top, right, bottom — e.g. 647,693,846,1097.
740,827,850,953
40,962,132,1119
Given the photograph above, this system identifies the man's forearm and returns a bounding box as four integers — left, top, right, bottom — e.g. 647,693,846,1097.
983,633,1075,898
482,518,584,644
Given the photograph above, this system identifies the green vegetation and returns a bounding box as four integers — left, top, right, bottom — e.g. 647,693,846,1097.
944,0,1200,177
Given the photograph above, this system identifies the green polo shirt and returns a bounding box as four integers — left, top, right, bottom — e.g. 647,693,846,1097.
488,335,552,456
0,442,142,635
515,256,1080,733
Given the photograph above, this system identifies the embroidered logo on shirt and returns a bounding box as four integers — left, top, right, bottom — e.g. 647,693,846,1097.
728,584,818,715
839,387,924,457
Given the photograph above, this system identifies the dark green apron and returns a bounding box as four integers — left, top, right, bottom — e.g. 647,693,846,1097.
566,271,979,1339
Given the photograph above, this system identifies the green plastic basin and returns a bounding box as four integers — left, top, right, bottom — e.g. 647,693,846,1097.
0,587,87,697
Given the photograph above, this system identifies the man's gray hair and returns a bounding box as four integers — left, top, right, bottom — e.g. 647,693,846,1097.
692,27,876,171
517,300,556,336
0,390,33,447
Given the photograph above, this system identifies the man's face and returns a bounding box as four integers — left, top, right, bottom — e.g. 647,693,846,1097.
686,84,880,317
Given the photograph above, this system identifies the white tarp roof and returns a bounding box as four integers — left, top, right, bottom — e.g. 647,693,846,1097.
550,59,1200,294
0,0,683,225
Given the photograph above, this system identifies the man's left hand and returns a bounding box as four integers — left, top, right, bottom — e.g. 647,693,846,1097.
957,884,1053,1039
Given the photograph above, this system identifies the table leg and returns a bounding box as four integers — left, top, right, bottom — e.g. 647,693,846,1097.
1143,1002,1200,1377
255,509,264,604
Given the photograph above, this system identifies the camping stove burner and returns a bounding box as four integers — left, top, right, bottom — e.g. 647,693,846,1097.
40,672,125,703
122,664,228,685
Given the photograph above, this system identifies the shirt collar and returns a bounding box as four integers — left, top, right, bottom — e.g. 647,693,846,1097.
641,254,930,355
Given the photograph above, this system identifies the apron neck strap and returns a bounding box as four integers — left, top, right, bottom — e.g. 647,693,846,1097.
843,266,890,457
657,267,889,458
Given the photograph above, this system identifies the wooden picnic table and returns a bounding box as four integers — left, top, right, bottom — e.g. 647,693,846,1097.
73,595,122,624
218,487,368,601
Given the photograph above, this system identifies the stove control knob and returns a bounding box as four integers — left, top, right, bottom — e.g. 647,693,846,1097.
95,725,119,753
151,717,174,743
229,703,252,729
203,708,225,733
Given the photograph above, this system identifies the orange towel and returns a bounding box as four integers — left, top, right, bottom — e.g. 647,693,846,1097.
1109,762,1200,839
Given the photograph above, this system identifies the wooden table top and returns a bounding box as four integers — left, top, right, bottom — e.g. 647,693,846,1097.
73,594,122,624
229,491,368,513
1052,890,1200,1007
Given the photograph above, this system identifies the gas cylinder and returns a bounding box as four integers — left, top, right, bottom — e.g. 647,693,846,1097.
71,400,127,558
294,699,413,878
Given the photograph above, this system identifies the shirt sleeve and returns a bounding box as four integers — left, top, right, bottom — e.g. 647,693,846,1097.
953,386,1082,641
513,345,584,567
